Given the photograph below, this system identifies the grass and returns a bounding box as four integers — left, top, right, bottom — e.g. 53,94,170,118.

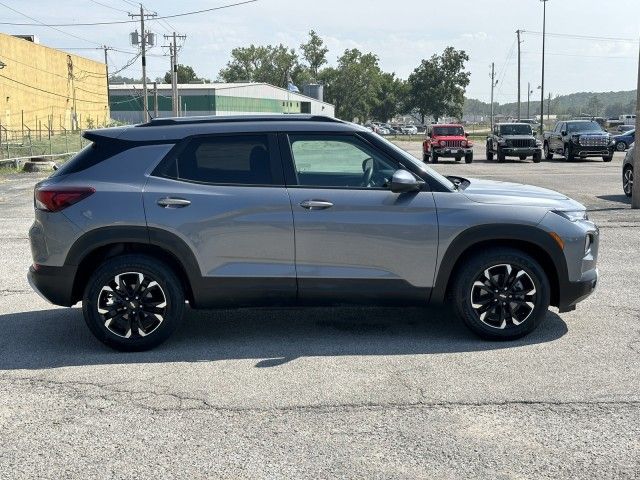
0,132,85,160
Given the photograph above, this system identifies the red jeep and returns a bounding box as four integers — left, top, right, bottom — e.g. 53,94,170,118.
423,124,473,163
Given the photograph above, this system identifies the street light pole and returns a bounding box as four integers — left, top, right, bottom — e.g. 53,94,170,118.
539,0,549,135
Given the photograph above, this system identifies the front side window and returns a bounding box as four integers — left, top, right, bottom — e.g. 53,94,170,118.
159,135,273,185
288,135,396,188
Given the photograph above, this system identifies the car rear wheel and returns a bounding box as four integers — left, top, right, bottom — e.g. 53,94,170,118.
497,148,506,163
616,141,627,152
451,248,550,340
82,255,185,351
623,165,634,198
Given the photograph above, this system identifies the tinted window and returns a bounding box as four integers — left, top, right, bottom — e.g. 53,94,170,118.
499,124,533,135
432,126,464,136
288,135,396,188
161,135,274,185
51,140,132,178
567,122,604,133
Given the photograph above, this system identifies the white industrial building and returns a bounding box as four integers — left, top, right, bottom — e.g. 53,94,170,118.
109,82,335,124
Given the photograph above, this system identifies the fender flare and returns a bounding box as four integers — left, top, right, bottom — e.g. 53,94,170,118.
430,224,569,304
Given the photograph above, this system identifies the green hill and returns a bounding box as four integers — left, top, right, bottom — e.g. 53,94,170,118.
464,90,637,119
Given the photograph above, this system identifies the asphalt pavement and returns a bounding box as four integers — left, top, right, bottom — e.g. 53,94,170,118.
0,146,638,479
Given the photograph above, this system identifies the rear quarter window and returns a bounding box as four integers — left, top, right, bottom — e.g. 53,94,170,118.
51,140,133,177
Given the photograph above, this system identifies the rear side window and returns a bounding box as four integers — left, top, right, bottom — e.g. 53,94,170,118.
158,135,275,185
51,140,132,177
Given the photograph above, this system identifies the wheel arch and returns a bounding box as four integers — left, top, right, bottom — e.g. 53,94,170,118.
431,225,568,308
66,226,200,305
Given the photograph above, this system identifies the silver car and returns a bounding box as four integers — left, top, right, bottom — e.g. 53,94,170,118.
28,115,599,351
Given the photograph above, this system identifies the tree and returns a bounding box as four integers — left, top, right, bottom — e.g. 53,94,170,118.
371,73,407,122
321,49,384,122
586,95,603,116
163,64,205,84
406,47,470,123
300,30,328,80
218,44,302,87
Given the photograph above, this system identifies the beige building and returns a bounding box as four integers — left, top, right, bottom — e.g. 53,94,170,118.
0,33,109,134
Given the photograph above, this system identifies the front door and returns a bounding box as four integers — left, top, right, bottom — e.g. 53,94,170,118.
144,133,296,307
281,133,439,304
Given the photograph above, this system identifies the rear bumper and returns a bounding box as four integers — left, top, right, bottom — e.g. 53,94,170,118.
27,264,77,307
557,268,598,313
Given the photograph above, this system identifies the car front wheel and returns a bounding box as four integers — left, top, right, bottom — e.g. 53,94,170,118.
451,248,550,340
82,255,185,351
623,165,634,198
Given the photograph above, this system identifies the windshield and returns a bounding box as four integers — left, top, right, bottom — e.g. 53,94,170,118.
432,126,464,136
372,133,456,191
567,122,604,133
500,124,532,135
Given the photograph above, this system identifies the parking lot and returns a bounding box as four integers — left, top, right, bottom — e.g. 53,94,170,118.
0,146,639,478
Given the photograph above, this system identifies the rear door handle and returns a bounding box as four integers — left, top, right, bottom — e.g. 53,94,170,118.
299,200,334,210
157,197,191,208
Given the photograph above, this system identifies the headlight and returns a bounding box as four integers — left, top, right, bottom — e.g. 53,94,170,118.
552,210,589,222
498,139,507,146
461,140,468,147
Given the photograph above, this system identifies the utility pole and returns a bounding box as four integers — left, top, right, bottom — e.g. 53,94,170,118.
163,32,186,117
632,38,640,208
527,82,532,119
103,45,112,107
129,6,156,122
153,81,158,118
547,92,552,121
490,62,498,132
517,29,522,121
540,0,549,134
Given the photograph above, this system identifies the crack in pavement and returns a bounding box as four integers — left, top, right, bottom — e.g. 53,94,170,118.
2,375,640,414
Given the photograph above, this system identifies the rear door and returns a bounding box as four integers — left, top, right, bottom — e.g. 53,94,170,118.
144,133,296,307
280,132,439,304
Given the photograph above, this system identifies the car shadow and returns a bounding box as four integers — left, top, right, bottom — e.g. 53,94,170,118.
0,306,568,370
597,194,631,205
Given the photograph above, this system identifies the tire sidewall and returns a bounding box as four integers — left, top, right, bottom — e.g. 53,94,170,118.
82,255,185,351
453,250,551,340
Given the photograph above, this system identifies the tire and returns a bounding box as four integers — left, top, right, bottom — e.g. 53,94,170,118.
543,142,553,160
465,152,473,164
519,155,527,161
623,165,634,198
455,156,462,162
497,147,506,163
423,153,430,163
451,248,551,340
82,254,185,351
533,150,542,163
603,151,613,162
616,141,627,152
431,151,439,163
563,143,575,161
486,147,494,161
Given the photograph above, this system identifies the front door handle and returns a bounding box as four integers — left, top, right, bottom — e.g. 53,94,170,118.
299,200,334,210
157,197,191,208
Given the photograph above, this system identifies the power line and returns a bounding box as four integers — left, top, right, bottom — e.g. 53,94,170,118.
0,1,101,46
0,74,106,104
89,0,129,14
522,31,637,43
521,50,635,59
0,0,259,26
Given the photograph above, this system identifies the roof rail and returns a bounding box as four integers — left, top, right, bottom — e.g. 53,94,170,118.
138,114,343,127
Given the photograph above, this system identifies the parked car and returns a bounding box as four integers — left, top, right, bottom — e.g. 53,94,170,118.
623,144,634,198
619,114,636,126
543,120,614,162
28,115,599,351
423,124,473,163
617,124,635,133
613,129,635,152
486,123,542,163
401,125,418,135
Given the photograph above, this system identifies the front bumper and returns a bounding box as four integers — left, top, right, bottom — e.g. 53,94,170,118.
27,264,77,307
500,147,540,156
432,147,473,158
572,144,613,157
557,268,598,313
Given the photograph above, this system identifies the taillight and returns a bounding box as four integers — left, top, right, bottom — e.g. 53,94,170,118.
34,186,95,212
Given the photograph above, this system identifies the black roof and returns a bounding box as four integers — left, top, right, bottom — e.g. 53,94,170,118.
139,114,344,127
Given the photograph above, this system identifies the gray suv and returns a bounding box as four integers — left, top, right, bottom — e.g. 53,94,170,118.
28,115,599,351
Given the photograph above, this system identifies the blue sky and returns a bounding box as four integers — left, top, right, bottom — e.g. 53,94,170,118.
2,0,639,102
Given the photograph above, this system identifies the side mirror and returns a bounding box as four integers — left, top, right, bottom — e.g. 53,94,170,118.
390,169,423,193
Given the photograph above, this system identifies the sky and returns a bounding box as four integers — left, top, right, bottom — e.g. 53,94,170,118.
1,0,639,103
